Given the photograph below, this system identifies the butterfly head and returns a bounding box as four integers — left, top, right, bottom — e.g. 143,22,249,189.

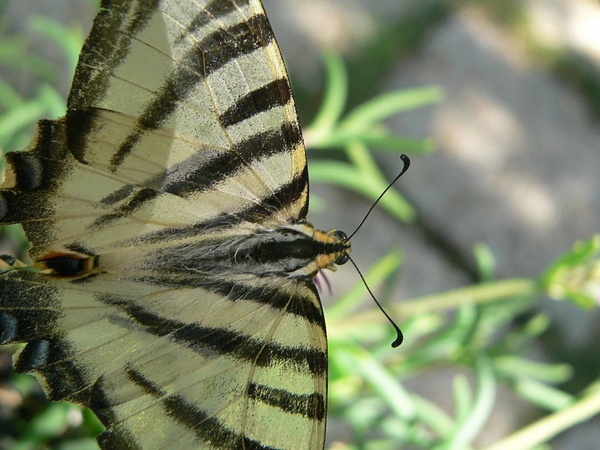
311,228,351,274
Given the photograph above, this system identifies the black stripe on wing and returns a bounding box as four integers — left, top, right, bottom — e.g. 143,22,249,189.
96,119,302,204
0,273,94,404
97,366,283,450
67,1,156,112
115,276,325,328
97,293,326,377
198,13,274,78
0,273,62,344
66,1,275,169
88,161,308,232
161,121,303,197
15,339,91,402
176,0,250,44
149,168,308,237
101,12,275,170
92,188,159,228
219,78,292,127
0,120,66,230
248,382,325,420
206,280,324,327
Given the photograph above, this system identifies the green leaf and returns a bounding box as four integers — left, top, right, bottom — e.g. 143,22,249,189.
327,250,403,320
542,235,600,307
29,16,85,79
308,52,348,137
473,242,496,281
0,79,25,110
309,157,415,223
343,343,416,421
514,379,575,411
340,86,444,132
447,355,496,449
494,356,572,384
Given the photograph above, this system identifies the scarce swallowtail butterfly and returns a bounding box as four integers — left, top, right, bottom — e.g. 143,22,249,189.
0,0,352,448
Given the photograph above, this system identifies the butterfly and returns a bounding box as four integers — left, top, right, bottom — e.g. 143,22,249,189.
0,1,352,448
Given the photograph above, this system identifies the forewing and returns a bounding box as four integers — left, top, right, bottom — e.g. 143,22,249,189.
1,0,308,260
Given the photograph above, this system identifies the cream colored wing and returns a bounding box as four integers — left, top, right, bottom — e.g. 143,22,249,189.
2,0,308,261
0,0,355,448
1,264,328,449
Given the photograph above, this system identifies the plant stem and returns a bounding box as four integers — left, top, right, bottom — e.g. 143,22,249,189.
481,382,600,450
331,278,539,329
396,278,540,315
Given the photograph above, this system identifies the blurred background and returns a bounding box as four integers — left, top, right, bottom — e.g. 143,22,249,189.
1,0,599,448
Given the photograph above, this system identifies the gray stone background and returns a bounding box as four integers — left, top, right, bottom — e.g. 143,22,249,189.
3,0,600,448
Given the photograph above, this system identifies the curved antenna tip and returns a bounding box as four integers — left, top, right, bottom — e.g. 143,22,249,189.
391,330,404,348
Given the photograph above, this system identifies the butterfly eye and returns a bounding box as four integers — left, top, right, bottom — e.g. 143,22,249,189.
335,253,349,265
332,230,348,242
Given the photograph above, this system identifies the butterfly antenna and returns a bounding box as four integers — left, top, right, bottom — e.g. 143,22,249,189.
347,255,403,347
345,154,411,242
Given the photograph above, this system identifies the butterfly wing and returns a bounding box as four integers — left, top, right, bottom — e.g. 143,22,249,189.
0,1,326,448
4,0,309,260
